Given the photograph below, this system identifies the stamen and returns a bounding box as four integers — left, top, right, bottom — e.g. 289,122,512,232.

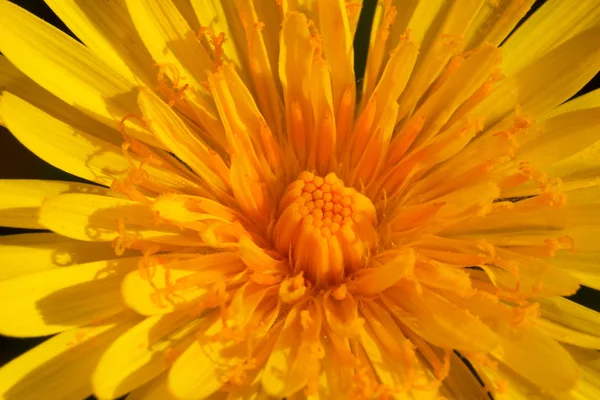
274,172,377,288
210,32,227,67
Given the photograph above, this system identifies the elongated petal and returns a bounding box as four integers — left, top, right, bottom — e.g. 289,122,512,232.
537,297,600,338
492,319,580,392
189,0,247,72
0,233,126,280
562,345,600,399
138,90,231,197
502,0,600,76
38,193,197,245
120,265,207,316
547,251,600,291
93,311,202,399
262,302,321,397
2,91,125,186
0,0,158,146
537,319,600,349
382,283,499,352
357,323,415,394
443,353,489,399
45,0,155,84
349,248,415,295
317,0,355,120
234,0,284,136
0,314,138,400
125,374,178,400
0,55,118,144
465,0,535,49
475,25,600,133
121,252,245,316
278,12,316,165
126,0,226,146
0,258,139,337
516,107,600,168
168,317,246,399
0,179,112,229
542,88,600,119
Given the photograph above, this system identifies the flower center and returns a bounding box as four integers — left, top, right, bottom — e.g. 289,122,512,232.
274,171,378,288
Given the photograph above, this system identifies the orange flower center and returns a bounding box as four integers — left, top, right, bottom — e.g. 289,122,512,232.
274,171,378,288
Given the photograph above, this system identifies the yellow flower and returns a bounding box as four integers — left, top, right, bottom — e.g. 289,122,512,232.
1,0,600,398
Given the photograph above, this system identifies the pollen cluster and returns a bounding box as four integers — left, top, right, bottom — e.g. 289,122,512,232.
274,171,377,288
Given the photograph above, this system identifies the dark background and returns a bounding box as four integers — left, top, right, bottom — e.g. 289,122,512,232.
0,1,599,398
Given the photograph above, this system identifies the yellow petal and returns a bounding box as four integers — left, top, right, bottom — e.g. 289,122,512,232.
207,64,280,199
547,251,600,291
537,297,600,339
317,338,353,400
349,248,415,295
362,0,419,104
153,194,242,226
478,360,545,400
126,0,226,147
279,12,316,165
537,318,600,349
93,311,202,399
382,283,500,352
262,301,320,397
469,249,580,297
234,0,284,137
168,316,246,400
0,257,139,337
318,0,355,121
322,291,363,338
476,25,600,134
1,93,195,192
0,179,112,229
0,233,127,281
502,0,600,76
125,374,178,400
120,252,244,316
0,0,158,147
126,0,212,81
189,0,247,72
443,193,597,238
403,45,500,144
128,375,228,400
516,107,600,168
395,0,487,123
562,344,600,399
120,264,206,316
130,375,229,400
443,353,489,399
38,193,197,245
44,0,155,84
465,0,535,49
138,89,231,198
357,323,413,394
414,260,473,296
358,299,411,360
0,55,119,144
535,144,600,198
351,37,418,180
542,88,600,120
308,52,336,174
225,371,274,400
492,319,580,392
0,313,138,400
405,0,447,46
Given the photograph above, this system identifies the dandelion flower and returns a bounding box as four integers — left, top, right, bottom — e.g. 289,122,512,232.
1,0,600,399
